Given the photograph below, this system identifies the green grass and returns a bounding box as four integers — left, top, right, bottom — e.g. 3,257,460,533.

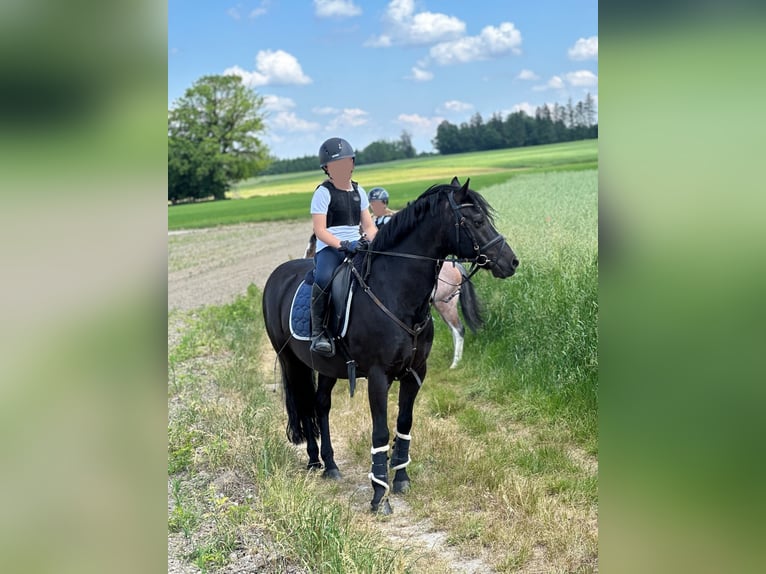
168,289,416,573
466,170,599,448
168,140,597,230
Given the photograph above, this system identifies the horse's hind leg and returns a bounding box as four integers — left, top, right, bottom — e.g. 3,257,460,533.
279,353,320,469
391,367,424,494
316,374,341,479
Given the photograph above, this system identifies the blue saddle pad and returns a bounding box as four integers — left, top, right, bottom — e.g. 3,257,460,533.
288,273,355,342
289,281,312,341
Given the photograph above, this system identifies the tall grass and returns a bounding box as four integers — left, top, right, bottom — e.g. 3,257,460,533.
465,170,598,448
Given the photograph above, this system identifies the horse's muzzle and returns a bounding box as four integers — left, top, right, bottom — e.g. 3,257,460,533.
489,242,519,278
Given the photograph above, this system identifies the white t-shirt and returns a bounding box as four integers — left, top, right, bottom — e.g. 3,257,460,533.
310,184,369,252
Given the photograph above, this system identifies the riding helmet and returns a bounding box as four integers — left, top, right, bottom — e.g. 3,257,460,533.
368,187,389,204
319,137,355,168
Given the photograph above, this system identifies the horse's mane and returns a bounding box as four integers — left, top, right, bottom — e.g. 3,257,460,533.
371,182,496,251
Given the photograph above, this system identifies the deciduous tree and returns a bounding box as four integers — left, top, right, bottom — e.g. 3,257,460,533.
168,75,269,202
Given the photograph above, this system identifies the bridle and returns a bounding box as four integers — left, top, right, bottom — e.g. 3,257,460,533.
361,188,506,279
344,187,507,381
446,189,506,280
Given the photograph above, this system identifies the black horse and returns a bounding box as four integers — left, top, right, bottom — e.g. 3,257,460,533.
262,178,519,513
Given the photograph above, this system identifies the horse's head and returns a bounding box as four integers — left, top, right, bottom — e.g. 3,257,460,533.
447,177,519,278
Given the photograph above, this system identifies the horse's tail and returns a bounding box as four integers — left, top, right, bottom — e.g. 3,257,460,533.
459,278,484,332
278,356,318,445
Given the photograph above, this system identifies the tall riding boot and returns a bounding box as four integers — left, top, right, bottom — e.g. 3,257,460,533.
310,284,334,357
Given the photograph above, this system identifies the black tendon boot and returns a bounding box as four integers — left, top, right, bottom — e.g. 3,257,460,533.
310,283,334,357
369,447,392,514
390,430,412,494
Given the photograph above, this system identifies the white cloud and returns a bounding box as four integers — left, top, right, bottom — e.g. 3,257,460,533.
568,36,598,60
229,2,269,21
312,106,340,115
534,75,565,91
511,102,536,116
262,95,295,113
261,95,319,133
407,67,434,82
314,0,361,18
364,35,392,48
396,113,445,134
429,22,522,65
327,108,369,131
517,69,539,81
368,0,465,47
387,0,414,22
439,100,473,113
565,70,598,87
224,49,311,86
269,112,320,132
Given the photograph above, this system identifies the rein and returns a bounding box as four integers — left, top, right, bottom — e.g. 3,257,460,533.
360,189,506,282
347,261,430,379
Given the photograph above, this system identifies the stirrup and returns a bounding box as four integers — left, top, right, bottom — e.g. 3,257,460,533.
310,335,335,357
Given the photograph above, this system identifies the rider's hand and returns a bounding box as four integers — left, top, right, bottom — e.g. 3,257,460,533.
339,240,359,255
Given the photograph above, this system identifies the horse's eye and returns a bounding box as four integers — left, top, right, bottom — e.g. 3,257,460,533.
474,218,484,228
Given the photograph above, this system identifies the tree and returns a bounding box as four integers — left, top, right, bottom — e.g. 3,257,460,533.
432,120,461,154
504,111,527,148
168,75,270,203
395,131,416,158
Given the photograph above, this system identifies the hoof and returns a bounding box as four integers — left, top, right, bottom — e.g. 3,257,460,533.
392,480,410,494
322,468,342,480
307,462,322,471
370,499,393,515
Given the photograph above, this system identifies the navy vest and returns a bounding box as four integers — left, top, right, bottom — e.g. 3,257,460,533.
320,180,362,228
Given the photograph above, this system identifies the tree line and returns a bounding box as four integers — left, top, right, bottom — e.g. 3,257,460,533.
168,75,597,203
433,94,597,155
261,132,419,175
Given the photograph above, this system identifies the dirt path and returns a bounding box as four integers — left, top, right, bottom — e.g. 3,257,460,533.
169,220,496,573
168,220,314,311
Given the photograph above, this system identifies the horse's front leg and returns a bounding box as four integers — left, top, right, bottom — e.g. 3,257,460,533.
391,367,425,493
316,374,341,479
367,366,392,514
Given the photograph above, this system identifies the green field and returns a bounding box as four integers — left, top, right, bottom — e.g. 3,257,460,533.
168,140,597,230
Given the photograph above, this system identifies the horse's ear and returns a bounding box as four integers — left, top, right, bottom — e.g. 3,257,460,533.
454,177,471,201
450,176,460,187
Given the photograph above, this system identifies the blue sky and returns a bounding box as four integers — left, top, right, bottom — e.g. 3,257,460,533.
169,0,598,160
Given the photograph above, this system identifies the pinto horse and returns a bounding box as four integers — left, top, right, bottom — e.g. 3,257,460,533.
432,260,482,368
262,178,518,513
303,239,483,369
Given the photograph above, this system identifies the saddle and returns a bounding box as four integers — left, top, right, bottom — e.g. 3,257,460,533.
289,260,356,341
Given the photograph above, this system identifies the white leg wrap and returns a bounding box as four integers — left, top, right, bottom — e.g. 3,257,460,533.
369,444,390,496
395,429,412,441
368,472,390,495
392,429,412,470
391,458,411,471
